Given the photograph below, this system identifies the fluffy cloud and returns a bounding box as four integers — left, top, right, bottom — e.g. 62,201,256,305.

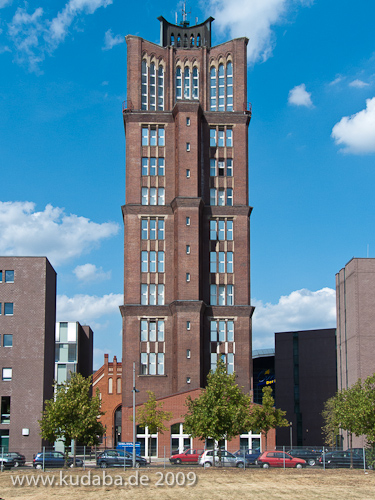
288,83,313,107
252,288,336,350
349,79,369,89
0,201,119,266
74,263,111,282
6,0,112,71
205,0,312,64
0,0,12,8
102,29,124,50
331,97,375,154
57,293,123,324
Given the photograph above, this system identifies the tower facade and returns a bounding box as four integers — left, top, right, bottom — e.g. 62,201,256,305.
121,17,253,416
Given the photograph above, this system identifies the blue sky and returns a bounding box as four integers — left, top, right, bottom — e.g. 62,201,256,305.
1,0,374,369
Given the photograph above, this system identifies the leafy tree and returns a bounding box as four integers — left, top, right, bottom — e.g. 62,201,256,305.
249,386,289,450
39,373,104,466
136,391,172,463
322,396,341,447
184,359,252,464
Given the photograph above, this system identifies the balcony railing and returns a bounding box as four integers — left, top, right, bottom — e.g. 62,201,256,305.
122,100,134,113
243,102,252,116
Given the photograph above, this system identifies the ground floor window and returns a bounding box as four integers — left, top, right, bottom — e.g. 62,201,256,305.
170,423,191,454
239,431,261,452
114,406,122,447
0,429,9,452
136,425,157,457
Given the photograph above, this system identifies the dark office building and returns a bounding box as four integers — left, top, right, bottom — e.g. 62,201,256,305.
275,328,336,447
252,348,275,404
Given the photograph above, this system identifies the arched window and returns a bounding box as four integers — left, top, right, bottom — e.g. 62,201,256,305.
190,34,194,47
141,59,148,110
210,66,217,111
226,62,233,111
177,35,181,47
192,67,198,99
184,34,188,47
176,67,182,99
149,62,156,110
184,67,190,99
116,377,121,394
108,377,113,394
170,33,174,46
218,64,225,111
197,34,201,47
158,65,164,110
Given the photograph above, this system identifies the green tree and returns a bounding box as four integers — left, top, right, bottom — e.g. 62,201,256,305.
322,396,341,447
39,373,104,466
136,391,172,463
249,386,289,450
183,359,252,465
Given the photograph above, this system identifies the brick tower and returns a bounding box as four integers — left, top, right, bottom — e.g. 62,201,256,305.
121,15,253,440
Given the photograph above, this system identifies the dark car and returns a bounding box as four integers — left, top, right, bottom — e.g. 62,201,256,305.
169,448,204,464
97,449,147,468
257,450,306,468
3,452,26,467
233,448,261,465
0,455,15,469
287,449,321,467
33,451,83,469
318,451,364,468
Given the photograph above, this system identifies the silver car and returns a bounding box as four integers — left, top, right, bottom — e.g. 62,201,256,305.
199,449,245,468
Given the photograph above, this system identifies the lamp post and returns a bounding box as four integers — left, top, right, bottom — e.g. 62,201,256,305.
289,421,293,449
132,362,139,468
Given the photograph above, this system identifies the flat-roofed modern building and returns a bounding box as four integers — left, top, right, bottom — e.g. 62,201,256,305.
0,257,56,460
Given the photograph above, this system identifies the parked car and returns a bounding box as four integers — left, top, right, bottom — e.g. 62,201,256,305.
233,448,261,465
0,455,15,469
318,451,364,468
33,451,83,469
169,448,204,464
199,449,245,468
2,452,25,467
287,449,321,467
256,450,306,468
96,449,147,468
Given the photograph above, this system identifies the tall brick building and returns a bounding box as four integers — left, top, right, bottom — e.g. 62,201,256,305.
121,15,254,456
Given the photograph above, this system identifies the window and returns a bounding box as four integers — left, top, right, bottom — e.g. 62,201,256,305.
186,377,191,384
158,127,165,146
218,64,225,111
227,159,233,176
186,245,190,254
192,67,199,98
218,160,225,176
141,158,148,176
117,378,121,394
158,158,165,176
141,353,164,375
141,187,165,205
210,219,233,241
186,117,190,126
210,252,217,273
142,127,149,146
210,320,234,342
141,319,164,342
141,60,148,110
176,67,182,99
186,273,190,282
227,188,233,206
210,159,216,177
141,284,164,305
141,218,164,240
218,188,225,206
186,217,190,226
0,303,1,315
186,169,190,178
226,62,233,111
158,65,164,110
1,396,10,424
187,349,191,359
211,353,234,373
218,129,225,147
2,368,12,381
226,128,233,147
141,60,164,111
187,321,191,330
4,303,13,316
210,285,234,305
186,142,190,151
4,271,14,283
0,271,2,282
210,66,217,111
108,378,113,394
210,60,234,111
150,129,157,146
209,188,232,206
176,66,199,101
210,128,216,147
184,67,190,99
3,335,13,347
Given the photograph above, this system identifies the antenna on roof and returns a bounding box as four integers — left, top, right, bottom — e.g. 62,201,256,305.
179,2,191,27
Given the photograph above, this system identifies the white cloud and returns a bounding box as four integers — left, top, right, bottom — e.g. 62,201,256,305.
349,79,369,89
205,0,312,64
74,263,111,282
331,97,375,154
102,29,124,50
7,0,112,71
288,83,313,107
0,0,12,8
57,293,123,324
0,201,119,266
252,288,336,350
329,75,343,86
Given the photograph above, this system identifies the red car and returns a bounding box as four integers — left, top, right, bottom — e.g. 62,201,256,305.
257,451,306,468
169,449,204,465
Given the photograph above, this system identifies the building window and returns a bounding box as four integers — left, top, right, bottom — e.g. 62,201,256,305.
141,125,165,146
4,271,14,283
186,142,190,151
108,378,113,394
0,271,2,282
158,65,164,110
192,67,199,98
210,60,234,111
141,59,148,110
176,67,182,99
149,62,156,110
210,320,234,342
187,349,191,359
210,188,231,206
141,319,165,342
117,378,121,394
186,169,190,178
141,353,164,375
0,396,10,424
4,303,13,316
141,251,164,273
218,129,225,147
211,353,234,373
210,128,216,147
176,65,199,101
227,159,233,176
186,245,190,254
226,128,233,147
186,117,190,126
186,377,191,384
226,62,233,111
210,219,233,241
141,157,165,176
218,64,225,111
158,127,165,146
184,67,190,99
187,321,191,330
210,285,234,305
2,368,12,381
141,59,164,111
141,187,165,205
227,188,233,206
210,66,217,111
3,334,13,347
186,273,190,282
141,218,165,240
140,284,164,305
186,217,190,226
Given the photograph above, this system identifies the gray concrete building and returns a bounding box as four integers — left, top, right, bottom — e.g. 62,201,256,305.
0,257,56,460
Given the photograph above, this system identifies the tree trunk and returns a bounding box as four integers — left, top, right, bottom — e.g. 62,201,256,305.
349,432,353,469
72,439,76,468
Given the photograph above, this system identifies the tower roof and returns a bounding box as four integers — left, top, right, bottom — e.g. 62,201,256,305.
157,16,214,48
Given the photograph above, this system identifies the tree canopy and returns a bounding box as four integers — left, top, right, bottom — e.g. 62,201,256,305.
39,373,104,465
183,359,252,445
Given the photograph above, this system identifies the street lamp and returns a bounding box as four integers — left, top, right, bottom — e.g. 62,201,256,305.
289,422,293,449
132,362,139,468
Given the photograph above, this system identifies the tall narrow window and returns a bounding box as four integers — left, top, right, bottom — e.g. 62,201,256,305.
158,187,165,205
218,64,225,111
227,220,233,240
150,219,156,239
218,129,225,147
210,252,217,273
158,251,165,273
210,159,216,176
192,67,198,99
227,252,234,273
210,128,216,147
227,188,233,206
226,128,233,147
141,251,148,272
142,158,148,176
218,252,225,273
149,157,157,176
176,67,182,99
218,220,225,240
226,62,233,111
158,158,165,176
149,62,156,110
150,187,157,205
158,65,164,110
184,67,190,99
158,220,164,240
158,127,165,146
227,159,233,176
141,60,148,110
210,67,217,111
149,251,156,273
218,189,225,206
210,188,216,206
141,187,148,205
142,127,149,146
150,129,157,146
